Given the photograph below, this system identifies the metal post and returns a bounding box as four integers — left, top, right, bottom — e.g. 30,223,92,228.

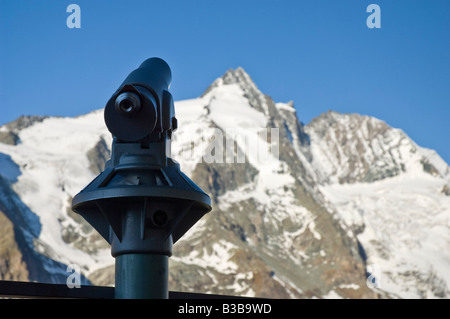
72,57,211,300
115,254,168,299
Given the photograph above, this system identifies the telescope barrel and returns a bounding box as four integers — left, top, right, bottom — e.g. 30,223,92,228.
72,57,212,299
120,57,172,102
104,57,173,142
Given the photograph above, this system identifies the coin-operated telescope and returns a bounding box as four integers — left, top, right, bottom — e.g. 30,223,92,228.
72,58,212,299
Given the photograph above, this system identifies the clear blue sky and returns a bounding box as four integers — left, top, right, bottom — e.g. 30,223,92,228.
1,0,449,163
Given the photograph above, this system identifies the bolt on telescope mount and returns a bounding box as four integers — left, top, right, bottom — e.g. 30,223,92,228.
71,58,212,299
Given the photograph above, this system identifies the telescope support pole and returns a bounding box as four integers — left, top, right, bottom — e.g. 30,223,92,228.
71,58,212,299
115,253,169,299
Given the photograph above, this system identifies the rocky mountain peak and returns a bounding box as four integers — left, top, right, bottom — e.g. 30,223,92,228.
305,111,449,184
221,67,254,86
0,116,49,146
201,67,269,115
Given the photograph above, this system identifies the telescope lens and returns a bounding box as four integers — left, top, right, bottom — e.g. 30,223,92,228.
119,100,134,113
153,210,168,227
115,92,141,116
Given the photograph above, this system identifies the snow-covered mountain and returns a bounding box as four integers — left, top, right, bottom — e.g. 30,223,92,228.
0,67,449,298
306,111,450,298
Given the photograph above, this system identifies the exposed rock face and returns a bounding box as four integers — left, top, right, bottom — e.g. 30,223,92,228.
0,116,48,146
86,137,110,175
305,111,447,184
168,69,376,298
0,131,20,146
0,210,29,281
305,111,450,299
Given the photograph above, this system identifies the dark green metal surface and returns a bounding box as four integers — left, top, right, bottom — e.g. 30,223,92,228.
72,58,212,299
115,254,169,299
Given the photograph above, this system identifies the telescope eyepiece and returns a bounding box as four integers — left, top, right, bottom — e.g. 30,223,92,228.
104,58,175,142
115,92,141,117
